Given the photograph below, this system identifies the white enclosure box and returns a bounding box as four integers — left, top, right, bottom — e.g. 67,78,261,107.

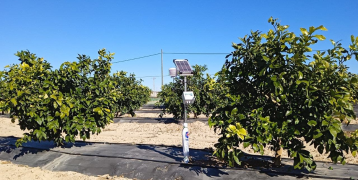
169,68,177,77
182,91,195,105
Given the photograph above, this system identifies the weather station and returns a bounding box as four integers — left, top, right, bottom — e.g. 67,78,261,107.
170,59,195,163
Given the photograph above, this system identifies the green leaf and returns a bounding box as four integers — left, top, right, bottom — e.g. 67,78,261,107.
50,94,57,100
36,117,42,125
351,77,358,84
314,35,326,41
316,25,328,31
60,113,65,119
298,71,303,79
330,39,336,45
10,98,17,106
253,143,259,152
208,117,216,128
243,142,250,148
307,120,317,127
313,132,323,139
296,80,309,85
228,124,236,132
259,144,264,155
329,127,338,139
291,151,297,158
285,110,292,116
93,107,101,113
352,151,357,157
238,114,245,120
309,26,315,34
231,108,238,116
233,156,240,165
300,28,308,35
237,128,247,140
65,135,70,142
263,56,270,61
53,101,58,109
17,90,24,97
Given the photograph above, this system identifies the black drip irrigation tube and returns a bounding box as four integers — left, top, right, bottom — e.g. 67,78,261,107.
0,142,354,180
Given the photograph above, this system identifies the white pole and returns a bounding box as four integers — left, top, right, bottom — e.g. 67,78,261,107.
182,76,189,163
161,49,163,89
153,77,156,91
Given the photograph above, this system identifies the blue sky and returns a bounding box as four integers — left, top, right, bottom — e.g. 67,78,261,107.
1,0,357,90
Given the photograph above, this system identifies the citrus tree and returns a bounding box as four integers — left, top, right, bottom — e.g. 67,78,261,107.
0,71,8,115
3,49,120,146
204,73,230,112
348,72,358,104
112,71,151,117
156,77,184,119
209,17,358,171
157,65,216,119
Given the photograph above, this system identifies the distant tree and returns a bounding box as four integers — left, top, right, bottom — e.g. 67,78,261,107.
112,71,151,117
157,65,219,119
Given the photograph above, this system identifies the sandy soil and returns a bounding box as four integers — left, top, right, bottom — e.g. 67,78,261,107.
0,160,130,180
1,106,358,179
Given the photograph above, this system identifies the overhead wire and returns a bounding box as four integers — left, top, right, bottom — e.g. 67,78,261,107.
137,75,170,78
112,50,332,64
111,50,333,78
163,52,228,55
112,53,161,63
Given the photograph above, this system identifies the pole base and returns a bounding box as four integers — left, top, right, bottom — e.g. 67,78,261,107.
183,156,189,163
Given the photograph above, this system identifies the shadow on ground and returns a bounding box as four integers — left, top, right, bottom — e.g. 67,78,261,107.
136,142,313,178
1,136,357,179
0,136,91,160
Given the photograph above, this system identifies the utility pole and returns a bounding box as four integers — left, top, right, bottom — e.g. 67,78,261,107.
153,77,156,91
161,49,163,89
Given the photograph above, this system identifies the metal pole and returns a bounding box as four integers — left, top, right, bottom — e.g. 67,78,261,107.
184,76,187,123
161,49,163,89
153,77,156,91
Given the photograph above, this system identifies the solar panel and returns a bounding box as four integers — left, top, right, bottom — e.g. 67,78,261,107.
173,59,193,76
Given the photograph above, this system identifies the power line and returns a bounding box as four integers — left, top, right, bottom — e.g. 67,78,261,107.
163,52,229,55
112,53,161,63
111,50,333,64
137,75,170,78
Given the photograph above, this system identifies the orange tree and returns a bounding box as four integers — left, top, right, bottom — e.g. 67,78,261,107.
3,49,120,146
209,17,358,171
157,65,216,119
112,71,151,117
0,71,8,114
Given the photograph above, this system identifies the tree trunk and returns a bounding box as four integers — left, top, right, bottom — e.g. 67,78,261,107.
1,111,4,115
274,139,283,166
